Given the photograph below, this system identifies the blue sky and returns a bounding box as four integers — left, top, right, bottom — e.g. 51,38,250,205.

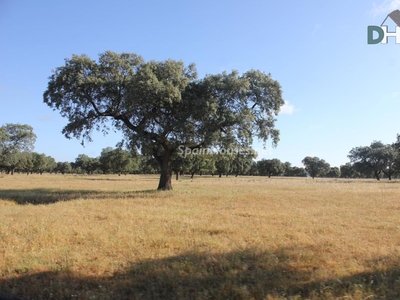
1,0,400,167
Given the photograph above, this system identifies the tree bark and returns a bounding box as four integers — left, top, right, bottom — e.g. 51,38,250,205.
157,148,173,190
175,171,179,181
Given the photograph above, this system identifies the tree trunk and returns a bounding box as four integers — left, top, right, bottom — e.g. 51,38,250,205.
157,149,173,190
175,171,179,181
191,172,195,179
382,170,392,180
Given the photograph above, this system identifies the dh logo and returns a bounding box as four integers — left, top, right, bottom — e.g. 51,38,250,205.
368,9,400,44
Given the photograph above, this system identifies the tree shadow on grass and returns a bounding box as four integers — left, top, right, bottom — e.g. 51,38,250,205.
0,188,164,205
1,246,400,300
78,176,160,182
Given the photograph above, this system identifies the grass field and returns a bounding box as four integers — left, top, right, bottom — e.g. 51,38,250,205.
0,174,400,299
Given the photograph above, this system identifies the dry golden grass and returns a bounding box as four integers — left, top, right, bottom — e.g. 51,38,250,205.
1,174,400,299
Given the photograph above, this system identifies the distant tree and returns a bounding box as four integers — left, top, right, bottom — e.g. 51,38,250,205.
171,152,188,180
171,151,214,179
185,154,203,178
16,152,34,175
0,123,36,175
138,155,160,174
325,167,340,178
282,162,307,177
348,141,397,180
99,148,138,175
204,155,218,176
46,156,57,173
257,158,284,178
283,161,292,176
302,156,330,179
231,151,256,177
1,152,20,175
248,161,259,176
391,135,400,178
44,51,284,190
215,155,232,177
111,148,137,175
32,153,48,174
75,154,100,174
56,162,72,175
288,166,307,177
380,144,399,180
340,163,356,178
99,147,114,174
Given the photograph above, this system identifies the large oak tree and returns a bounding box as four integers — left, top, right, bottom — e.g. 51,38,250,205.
44,51,284,190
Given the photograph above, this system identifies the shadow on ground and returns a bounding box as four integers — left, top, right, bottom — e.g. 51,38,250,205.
1,247,399,300
0,188,164,205
78,177,159,182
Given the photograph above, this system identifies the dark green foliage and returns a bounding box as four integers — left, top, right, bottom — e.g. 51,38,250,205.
55,162,72,174
43,51,285,190
283,162,307,177
348,141,399,180
74,154,101,174
325,167,340,178
340,163,356,178
257,158,284,178
98,148,139,175
0,124,37,175
302,156,330,179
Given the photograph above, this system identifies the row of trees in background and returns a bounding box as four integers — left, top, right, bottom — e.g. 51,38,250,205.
2,123,400,179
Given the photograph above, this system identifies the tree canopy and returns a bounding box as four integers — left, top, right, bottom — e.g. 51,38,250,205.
302,156,330,179
257,158,284,178
44,51,285,190
0,123,36,174
348,141,399,180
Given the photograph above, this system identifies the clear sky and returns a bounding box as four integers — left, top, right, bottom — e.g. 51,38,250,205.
1,0,399,167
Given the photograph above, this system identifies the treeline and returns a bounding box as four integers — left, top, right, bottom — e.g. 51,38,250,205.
1,123,400,180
